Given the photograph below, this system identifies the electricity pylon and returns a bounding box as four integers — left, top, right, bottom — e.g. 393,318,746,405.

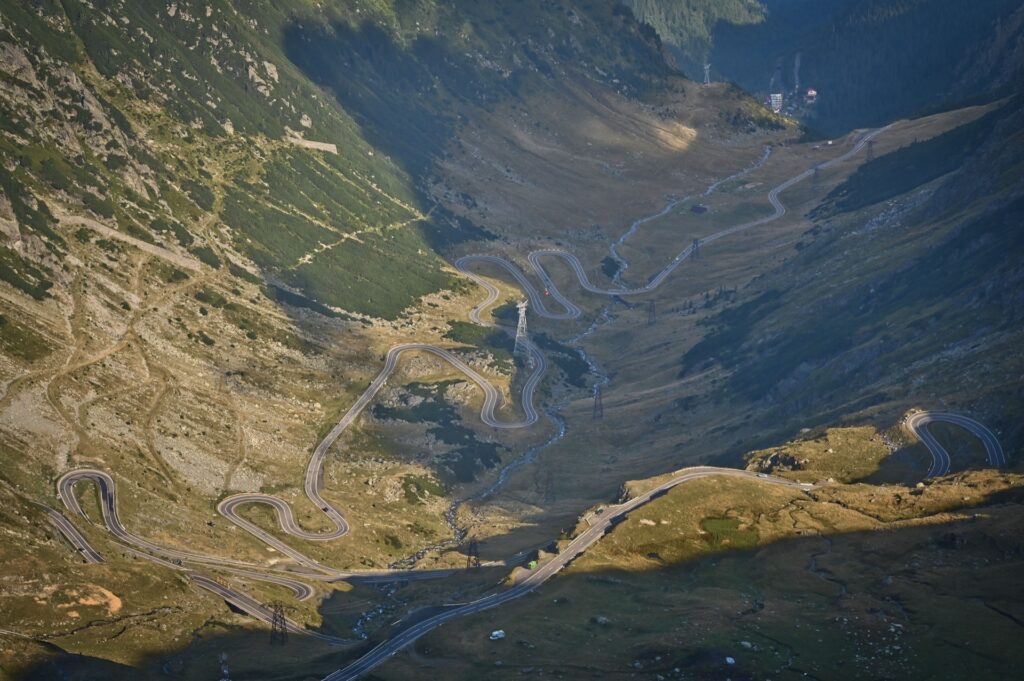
513,300,529,360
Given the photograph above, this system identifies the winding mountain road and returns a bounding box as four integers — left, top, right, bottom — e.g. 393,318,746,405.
57,468,464,582
216,341,545,550
59,469,259,570
457,126,888,321
906,410,1005,477
35,501,103,564
53,129,885,569
190,575,348,644
40,124,1007,669
329,405,1009,679
315,126,1011,679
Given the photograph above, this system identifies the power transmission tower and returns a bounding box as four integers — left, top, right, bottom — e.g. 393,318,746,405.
647,300,656,326
269,602,288,646
513,299,529,361
465,537,480,569
866,139,875,161
592,384,604,420
703,63,711,85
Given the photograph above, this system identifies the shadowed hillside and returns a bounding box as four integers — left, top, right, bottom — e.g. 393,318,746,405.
640,0,1024,135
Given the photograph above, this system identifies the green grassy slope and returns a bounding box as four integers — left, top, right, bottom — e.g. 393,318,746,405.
0,1,455,318
0,0,684,319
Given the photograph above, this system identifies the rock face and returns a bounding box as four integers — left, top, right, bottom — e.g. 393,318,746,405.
0,41,39,88
0,191,18,240
749,451,805,474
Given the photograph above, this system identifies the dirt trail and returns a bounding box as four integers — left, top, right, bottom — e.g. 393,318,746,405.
54,211,202,272
139,357,179,488
220,391,249,493
18,247,209,482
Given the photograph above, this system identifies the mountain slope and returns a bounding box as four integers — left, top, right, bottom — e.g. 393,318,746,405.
675,96,1024,455
626,0,765,65
708,0,1024,134
380,455,1024,680
1,0,456,320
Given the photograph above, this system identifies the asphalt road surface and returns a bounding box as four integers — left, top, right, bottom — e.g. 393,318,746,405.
190,575,350,645
215,341,546,564
53,129,886,577
906,410,1005,477
34,501,103,564
325,402,1011,679
57,468,459,583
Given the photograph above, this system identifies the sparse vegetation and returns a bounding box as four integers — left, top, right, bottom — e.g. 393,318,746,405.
625,0,765,62
444,321,514,362
0,314,50,360
189,245,221,269
699,515,758,551
373,382,505,483
533,333,590,387
402,474,446,504
812,101,1013,219
600,255,620,279
746,426,925,485
0,247,53,300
